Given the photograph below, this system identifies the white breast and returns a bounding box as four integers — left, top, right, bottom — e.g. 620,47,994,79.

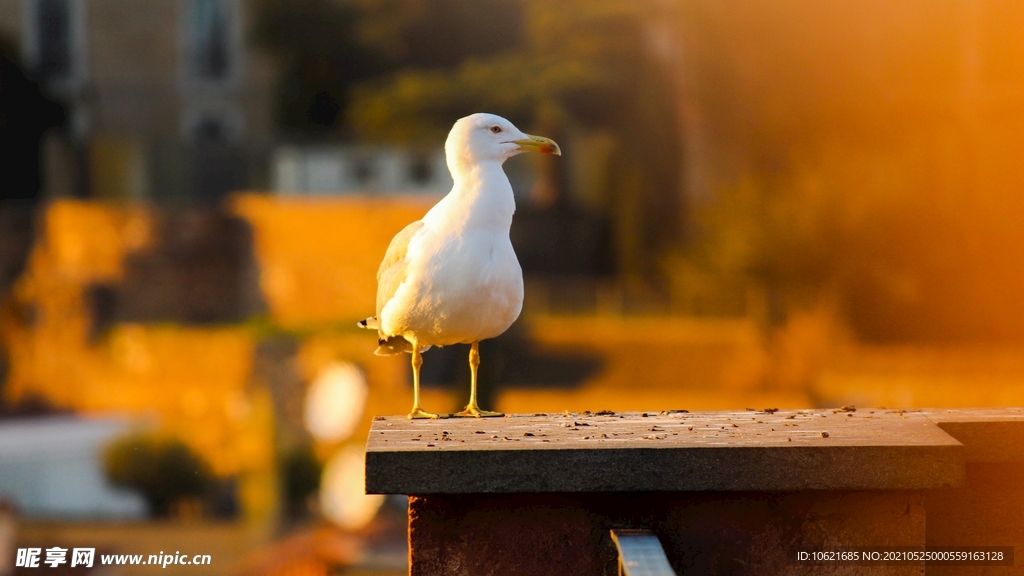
381,225,523,346
378,162,524,347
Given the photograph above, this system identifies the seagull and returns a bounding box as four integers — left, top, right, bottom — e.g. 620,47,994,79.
359,113,561,419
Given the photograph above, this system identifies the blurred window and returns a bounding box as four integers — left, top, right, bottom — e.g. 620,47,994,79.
188,0,233,82
24,0,84,89
181,107,244,143
193,116,225,142
408,154,433,186
36,0,71,81
353,158,375,186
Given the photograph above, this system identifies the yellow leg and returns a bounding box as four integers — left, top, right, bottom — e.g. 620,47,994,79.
455,342,503,418
407,345,439,419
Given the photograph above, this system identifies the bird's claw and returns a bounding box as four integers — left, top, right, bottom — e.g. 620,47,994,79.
407,408,441,419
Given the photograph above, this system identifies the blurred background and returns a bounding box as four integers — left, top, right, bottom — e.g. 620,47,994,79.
2,0,1024,573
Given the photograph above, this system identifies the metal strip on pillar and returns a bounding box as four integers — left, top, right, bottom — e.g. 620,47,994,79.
610,529,677,576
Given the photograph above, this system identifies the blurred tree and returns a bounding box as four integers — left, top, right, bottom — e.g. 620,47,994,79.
345,0,672,140
355,0,526,69
355,2,680,279
104,433,214,518
254,0,682,279
686,139,1024,343
254,0,388,131
675,0,1024,343
280,446,322,521
254,0,525,133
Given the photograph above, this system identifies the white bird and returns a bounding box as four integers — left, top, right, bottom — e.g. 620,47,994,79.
359,113,561,419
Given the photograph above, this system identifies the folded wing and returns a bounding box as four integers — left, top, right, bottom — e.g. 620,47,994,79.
358,220,426,356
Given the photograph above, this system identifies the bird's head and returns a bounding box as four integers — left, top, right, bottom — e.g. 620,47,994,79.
445,113,561,169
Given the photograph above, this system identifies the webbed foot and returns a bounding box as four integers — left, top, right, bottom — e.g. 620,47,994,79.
453,406,503,418
407,408,440,419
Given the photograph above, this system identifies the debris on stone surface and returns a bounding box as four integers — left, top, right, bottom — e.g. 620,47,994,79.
370,409,971,454
835,405,857,413
596,410,616,416
762,408,779,414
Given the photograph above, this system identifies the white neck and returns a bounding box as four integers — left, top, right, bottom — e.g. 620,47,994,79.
426,160,516,232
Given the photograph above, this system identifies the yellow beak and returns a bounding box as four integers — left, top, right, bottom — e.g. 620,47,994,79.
512,134,561,156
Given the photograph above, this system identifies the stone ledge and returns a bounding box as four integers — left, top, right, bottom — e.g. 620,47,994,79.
365,409,968,494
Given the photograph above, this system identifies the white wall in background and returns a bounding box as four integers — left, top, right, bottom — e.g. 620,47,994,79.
0,417,147,519
272,146,453,195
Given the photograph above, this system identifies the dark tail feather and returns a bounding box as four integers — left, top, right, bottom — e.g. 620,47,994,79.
373,336,433,356
374,335,411,356
362,319,432,355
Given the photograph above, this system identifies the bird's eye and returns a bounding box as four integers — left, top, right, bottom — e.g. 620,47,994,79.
490,126,502,134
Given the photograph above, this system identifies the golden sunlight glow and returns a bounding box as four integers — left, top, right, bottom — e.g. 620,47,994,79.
304,361,369,442
320,446,385,530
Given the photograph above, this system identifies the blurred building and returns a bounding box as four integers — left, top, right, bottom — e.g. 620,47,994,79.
0,0,276,203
